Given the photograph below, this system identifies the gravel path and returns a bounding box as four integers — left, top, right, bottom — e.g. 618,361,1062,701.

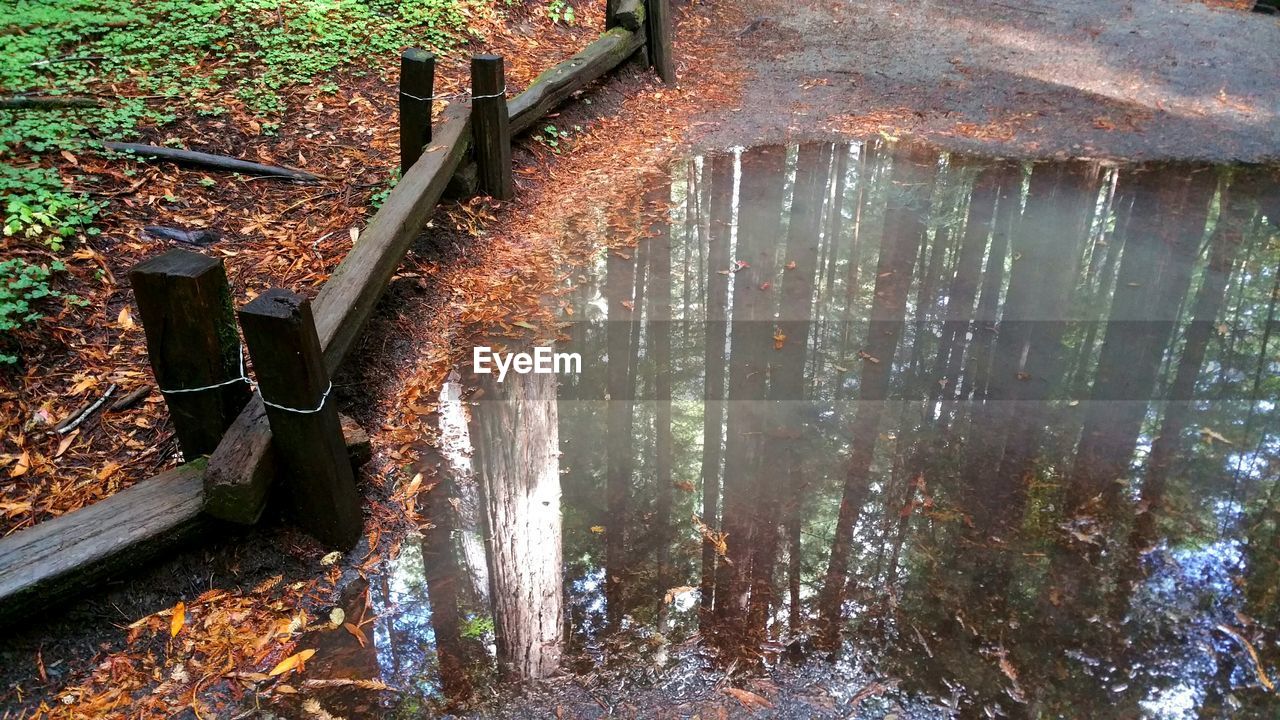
692,0,1280,161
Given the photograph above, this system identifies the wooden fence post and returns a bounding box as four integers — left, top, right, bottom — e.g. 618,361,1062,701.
238,289,362,549
471,54,514,201
400,48,435,173
129,249,250,459
646,0,675,84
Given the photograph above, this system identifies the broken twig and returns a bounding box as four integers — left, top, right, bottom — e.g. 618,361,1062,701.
56,384,117,434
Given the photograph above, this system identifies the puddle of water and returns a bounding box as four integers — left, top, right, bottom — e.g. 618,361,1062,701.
279,141,1280,718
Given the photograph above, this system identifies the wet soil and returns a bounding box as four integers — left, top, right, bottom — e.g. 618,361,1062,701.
691,0,1280,162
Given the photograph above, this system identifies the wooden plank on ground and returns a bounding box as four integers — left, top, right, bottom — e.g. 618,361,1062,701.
0,422,371,626
508,27,645,137
0,462,207,626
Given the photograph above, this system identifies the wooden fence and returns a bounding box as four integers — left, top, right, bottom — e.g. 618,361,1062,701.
0,1,673,626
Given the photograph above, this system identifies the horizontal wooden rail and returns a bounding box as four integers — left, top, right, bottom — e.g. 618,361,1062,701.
0,422,371,626
509,27,645,137
0,462,208,623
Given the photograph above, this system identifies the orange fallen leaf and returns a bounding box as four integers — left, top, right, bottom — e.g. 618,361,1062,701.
773,330,786,350
344,622,368,648
9,451,30,478
169,602,185,638
117,306,134,330
269,649,316,677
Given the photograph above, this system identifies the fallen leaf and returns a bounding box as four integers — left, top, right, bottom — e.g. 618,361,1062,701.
329,608,345,627
1200,427,1234,446
117,306,134,330
723,687,773,711
9,451,30,478
773,329,786,350
320,551,342,566
269,648,317,677
344,622,368,647
170,602,185,638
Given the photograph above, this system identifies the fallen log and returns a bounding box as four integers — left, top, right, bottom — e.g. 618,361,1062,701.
204,103,473,524
102,142,322,183
0,420,371,627
0,95,101,110
508,27,645,137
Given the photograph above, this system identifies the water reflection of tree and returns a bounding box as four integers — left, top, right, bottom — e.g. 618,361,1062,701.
548,142,1280,715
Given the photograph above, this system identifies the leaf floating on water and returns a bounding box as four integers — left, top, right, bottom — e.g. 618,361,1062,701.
857,351,880,364
590,525,605,534
320,551,342,566
663,586,696,604
785,260,797,270
512,320,537,330
344,622,368,648
269,648,316,677
723,687,773,711
1216,624,1275,691
773,329,786,350
169,601,185,638
1199,427,1234,446
329,608,345,628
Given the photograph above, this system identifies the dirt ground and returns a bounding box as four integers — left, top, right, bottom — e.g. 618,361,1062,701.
691,0,1280,162
2,0,1277,716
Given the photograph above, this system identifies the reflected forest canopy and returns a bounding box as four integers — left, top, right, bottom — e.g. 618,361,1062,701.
361,140,1280,718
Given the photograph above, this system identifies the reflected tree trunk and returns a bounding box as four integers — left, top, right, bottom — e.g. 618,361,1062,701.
1069,166,1216,515
750,143,829,635
421,479,473,703
700,154,734,612
958,165,1020,406
928,164,1008,422
817,143,936,650
714,145,786,634
990,162,1100,533
470,370,565,681
605,248,636,628
648,182,675,594
1135,171,1256,545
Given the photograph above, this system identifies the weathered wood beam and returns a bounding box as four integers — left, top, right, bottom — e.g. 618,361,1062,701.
508,27,645,138
472,55,514,200
240,289,362,549
130,250,251,458
205,104,472,524
0,462,207,626
614,0,645,31
400,48,436,173
646,0,676,84
0,423,372,627
102,142,322,183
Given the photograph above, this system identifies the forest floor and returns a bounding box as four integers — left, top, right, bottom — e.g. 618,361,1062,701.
1,0,1277,717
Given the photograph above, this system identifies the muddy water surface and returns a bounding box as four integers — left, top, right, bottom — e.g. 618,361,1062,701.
281,142,1280,719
